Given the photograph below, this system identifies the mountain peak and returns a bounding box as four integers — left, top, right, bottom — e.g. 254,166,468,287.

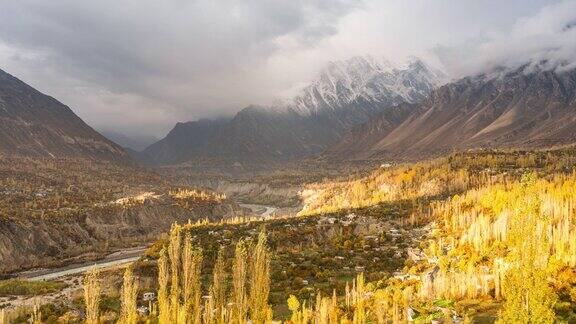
281,55,444,116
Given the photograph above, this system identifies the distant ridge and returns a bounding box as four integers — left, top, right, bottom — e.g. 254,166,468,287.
0,68,129,162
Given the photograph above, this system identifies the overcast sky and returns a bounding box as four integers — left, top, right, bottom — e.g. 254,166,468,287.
0,0,574,142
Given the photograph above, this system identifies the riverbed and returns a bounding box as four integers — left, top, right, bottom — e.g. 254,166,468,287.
18,246,148,281
17,204,281,281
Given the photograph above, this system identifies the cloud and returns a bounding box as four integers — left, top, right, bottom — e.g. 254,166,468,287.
0,0,571,139
0,0,361,137
434,0,576,77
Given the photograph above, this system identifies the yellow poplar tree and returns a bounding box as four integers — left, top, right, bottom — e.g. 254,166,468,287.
211,247,227,323
352,273,366,324
119,265,139,324
168,224,182,322
182,235,203,324
498,174,556,323
249,230,272,323
231,240,248,323
158,249,170,324
84,269,101,324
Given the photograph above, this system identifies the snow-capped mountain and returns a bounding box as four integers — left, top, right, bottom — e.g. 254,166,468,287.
280,55,445,116
325,65,576,162
140,55,444,169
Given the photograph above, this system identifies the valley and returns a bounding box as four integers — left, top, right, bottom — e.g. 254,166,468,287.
0,156,248,274
2,148,576,323
1,45,576,323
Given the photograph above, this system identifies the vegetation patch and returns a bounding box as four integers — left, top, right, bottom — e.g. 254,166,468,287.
0,279,65,296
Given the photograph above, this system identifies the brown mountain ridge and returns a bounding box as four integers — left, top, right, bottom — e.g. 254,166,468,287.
325,66,576,162
0,68,129,162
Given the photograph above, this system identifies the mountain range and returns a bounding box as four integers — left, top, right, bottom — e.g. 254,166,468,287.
2,58,576,171
138,56,445,168
326,65,576,161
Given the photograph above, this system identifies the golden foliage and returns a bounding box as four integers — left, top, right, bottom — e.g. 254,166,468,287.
249,230,272,323
231,239,249,324
83,269,101,324
119,265,139,324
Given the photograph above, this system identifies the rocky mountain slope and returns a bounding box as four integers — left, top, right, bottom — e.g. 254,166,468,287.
140,56,445,168
325,66,576,161
0,68,128,162
0,154,247,274
0,69,247,273
0,194,243,273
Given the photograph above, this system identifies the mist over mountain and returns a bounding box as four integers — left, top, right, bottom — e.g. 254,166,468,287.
100,130,159,152
140,56,444,168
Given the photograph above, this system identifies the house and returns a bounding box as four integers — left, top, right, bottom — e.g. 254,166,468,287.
318,217,337,225
137,306,149,316
389,228,401,237
407,308,416,322
341,220,353,227
143,292,156,301
407,248,425,262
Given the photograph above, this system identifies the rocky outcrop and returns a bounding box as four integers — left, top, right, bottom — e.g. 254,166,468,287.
187,178,302,207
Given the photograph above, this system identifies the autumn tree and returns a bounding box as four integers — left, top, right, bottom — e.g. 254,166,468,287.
119,265,139,324
157,248,170,324
498,174,556,323
231,240,249,323
211,247,227,323
84,269,101,324
249,229,272,323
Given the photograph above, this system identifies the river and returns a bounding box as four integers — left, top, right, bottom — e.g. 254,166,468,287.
19,246,147,281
